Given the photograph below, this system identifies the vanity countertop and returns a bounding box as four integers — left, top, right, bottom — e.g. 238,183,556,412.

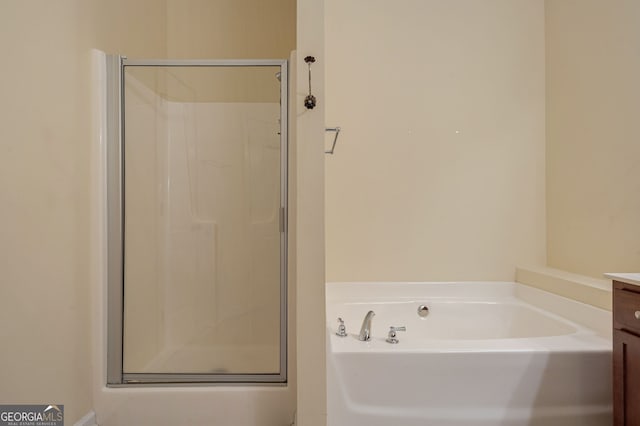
605,273,640,287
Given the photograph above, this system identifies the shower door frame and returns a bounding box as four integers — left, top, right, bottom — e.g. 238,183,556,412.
105,56,289,385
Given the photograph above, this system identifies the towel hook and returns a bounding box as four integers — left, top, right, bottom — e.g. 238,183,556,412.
325,127,341,154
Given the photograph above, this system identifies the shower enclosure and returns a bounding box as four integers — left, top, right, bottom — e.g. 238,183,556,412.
105,57,288,384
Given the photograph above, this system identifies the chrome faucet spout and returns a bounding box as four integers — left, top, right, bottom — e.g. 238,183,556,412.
358,310,375,341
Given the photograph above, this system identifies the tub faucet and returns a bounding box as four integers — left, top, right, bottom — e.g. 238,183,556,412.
358,310,376,341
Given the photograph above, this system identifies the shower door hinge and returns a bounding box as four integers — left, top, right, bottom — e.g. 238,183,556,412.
279,207,285,233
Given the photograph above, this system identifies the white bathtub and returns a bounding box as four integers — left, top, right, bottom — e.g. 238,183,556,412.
326,282,612,426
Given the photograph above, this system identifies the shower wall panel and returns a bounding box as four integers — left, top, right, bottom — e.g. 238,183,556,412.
122,73,166,371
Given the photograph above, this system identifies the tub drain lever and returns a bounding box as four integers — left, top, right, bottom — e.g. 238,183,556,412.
386,326,406,344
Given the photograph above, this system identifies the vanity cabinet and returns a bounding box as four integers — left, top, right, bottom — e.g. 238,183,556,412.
613,280,640,425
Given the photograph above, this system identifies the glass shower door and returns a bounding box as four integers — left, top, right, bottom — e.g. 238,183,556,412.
108,58,287,384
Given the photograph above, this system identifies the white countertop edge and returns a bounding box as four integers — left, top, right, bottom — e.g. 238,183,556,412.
604,273,640,287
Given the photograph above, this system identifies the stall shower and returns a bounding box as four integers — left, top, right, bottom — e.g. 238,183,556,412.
105,57,288,385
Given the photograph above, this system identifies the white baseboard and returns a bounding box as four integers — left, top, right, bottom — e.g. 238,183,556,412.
74,411,97,426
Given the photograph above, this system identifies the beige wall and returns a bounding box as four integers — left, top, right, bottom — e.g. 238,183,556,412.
325,0,546,282
0,0,296,424
0,0,167,423
296,0,327,425
546,0,640,278
162,0,295,103
166,0,295,59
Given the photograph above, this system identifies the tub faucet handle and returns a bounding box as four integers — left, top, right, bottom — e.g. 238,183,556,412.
336,318,348,337
386,326,406,344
